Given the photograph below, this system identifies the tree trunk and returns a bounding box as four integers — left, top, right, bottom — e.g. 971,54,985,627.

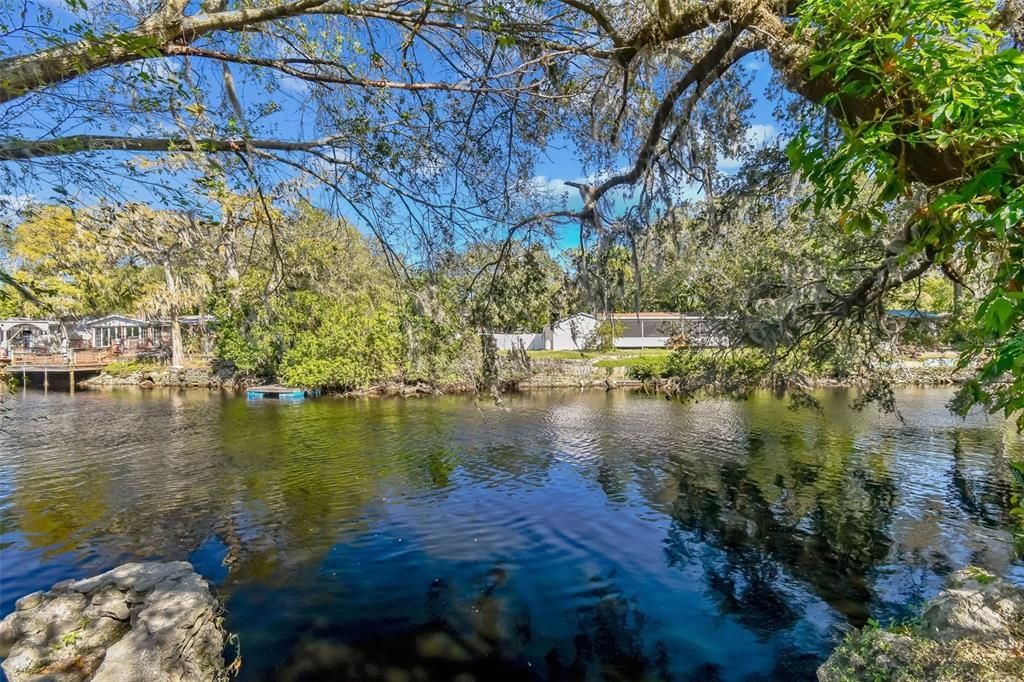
163,260,185,368
221,215,242,311
199,301,210,354
0,0,329,104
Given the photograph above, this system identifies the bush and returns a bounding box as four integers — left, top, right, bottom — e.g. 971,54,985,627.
103,359,162,377
661,349,770,394
625,357,668,381
584,319,625,352
277,297,404,389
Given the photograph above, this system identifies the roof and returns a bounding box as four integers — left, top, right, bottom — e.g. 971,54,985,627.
554,312,597,322
0,317,58,325
609,312,682,320
178,315,214,325
77,314,148,326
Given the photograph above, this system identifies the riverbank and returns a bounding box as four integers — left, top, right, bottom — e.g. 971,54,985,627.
73,352,967,394
818,567,1024,681
0,562,232,682
77,361,266,390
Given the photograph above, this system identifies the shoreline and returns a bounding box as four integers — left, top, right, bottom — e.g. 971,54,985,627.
64,360,967,396
1,350,966,396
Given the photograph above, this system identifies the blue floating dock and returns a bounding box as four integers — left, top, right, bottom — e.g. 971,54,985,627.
247,385,321,401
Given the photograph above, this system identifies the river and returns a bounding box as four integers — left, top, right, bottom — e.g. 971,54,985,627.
2,387,1022,680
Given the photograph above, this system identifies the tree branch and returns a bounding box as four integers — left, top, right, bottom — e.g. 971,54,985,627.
0,134,346,160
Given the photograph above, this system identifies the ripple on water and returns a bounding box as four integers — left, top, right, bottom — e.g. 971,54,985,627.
1,387,1022,681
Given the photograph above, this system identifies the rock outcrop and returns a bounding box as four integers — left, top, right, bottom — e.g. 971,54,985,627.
0,562,231,682
82,364,260,389
818,567,1024,681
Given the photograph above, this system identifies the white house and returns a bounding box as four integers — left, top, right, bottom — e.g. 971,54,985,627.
0,314,215,361
489,311,730,352
607,312,730,348
487,314,599,352
542,313,599,350
0,318,61,356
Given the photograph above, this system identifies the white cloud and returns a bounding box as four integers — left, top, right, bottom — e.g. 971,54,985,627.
717,123,781,173
278,76,310,95
530,175,573,196
746,123,779,146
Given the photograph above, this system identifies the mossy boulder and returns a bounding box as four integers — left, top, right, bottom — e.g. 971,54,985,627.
0,562,232,682
818,567,1024,681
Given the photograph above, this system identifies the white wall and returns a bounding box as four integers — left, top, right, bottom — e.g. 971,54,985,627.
613,337,668,349
544,314,597,350
490,332,545,351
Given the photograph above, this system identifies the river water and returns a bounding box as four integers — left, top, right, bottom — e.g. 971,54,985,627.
2,387,1023,680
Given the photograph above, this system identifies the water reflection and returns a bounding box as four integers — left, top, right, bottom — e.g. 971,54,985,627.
1,388,1022,680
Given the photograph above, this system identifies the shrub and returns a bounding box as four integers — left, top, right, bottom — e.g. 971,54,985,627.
277,297,404,389
625,357,668,381
103,359,162,377
584,319,625,352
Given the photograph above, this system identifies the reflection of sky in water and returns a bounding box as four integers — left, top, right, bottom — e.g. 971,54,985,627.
1,387,1022,681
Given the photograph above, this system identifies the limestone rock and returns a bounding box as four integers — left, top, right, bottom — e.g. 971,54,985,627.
818,566,1024,681
1,562,231,682
921,567,1024,647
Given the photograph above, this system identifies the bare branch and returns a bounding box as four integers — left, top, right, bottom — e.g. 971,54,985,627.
0,134,347,160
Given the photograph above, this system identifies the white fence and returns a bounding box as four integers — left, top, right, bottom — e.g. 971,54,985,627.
490,333,545,351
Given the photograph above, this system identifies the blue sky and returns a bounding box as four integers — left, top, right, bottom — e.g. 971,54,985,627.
530,53,781,201
2,2,789,258
526,51,784,250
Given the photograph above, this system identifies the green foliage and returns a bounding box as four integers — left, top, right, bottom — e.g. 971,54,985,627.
103,359,161,377
277,296,404,389
8,205,153,316
0,285,25,317
963,565,997,585
461,243,566,332
624,356,668,381
793,0,1024,421
593,350,671,370
662,349,772,395
1008,460,1024,556
403,272,482,385
888,274,955,315
59,630,81,649
209,203,482,389
584,319,625,352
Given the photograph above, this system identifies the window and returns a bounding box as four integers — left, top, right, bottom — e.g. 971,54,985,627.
618,319,643,337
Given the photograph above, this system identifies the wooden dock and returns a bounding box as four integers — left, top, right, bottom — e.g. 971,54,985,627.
246,385,321,401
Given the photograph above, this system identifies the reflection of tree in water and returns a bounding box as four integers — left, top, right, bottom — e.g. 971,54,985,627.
547,569,673,682
271,565,678,682
948,428,1015,530
271,571,537,681
664,428,900,627
2,396,482,586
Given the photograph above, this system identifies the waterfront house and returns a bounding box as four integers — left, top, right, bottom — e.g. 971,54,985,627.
0,318,61,359
75,314,156,350
489,312,730,351
0,314,214,364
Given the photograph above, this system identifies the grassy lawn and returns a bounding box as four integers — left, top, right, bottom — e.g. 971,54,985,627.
594,354,671,369
521,348,672,367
